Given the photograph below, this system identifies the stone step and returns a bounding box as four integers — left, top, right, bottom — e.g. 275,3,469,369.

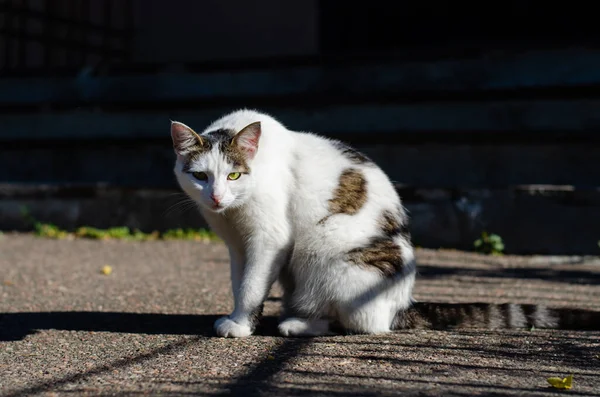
3,48,600,109
1,184,598,255
2,138,598,189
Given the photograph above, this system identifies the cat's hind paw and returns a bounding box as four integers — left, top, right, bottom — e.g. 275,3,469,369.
214,316,253,338
278,317,332,337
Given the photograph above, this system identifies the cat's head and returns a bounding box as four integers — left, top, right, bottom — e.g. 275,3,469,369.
170,120,261,213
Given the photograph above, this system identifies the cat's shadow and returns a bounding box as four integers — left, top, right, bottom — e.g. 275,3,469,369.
0,312,282,341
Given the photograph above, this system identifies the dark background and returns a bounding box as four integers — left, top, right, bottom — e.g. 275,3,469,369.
1,0,599,254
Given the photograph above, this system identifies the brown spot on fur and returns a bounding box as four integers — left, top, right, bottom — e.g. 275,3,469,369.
207,128,250,172
380,210,401,237
346,238,403,277
333,141,372,164
380,209,411,240
216,122,261,172
180,128,252,173
340,209,410,277
181,145,211,173
318,168,367,224
343,209,411,277
222,143,250,172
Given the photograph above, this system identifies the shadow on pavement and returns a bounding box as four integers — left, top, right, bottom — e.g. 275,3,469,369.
1,336,202,397
0,311,313,397
3,311,600,396
0,312,282,341
418,264,600,285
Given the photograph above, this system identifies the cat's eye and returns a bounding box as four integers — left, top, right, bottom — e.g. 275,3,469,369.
192,171,208,181
227,172,241,181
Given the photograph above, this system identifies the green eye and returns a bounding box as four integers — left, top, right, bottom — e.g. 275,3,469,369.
227,172,241,180
192,171,208,181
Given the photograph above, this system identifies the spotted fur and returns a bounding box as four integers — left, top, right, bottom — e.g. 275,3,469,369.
318,168,368,225
346,238,403,277
180,128,252,173
345,210,409,277
381,208,411,239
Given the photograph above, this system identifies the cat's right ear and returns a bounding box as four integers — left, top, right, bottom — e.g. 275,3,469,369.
170,121,204,156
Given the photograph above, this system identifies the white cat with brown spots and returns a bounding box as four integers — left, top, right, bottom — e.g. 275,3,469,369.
171,109,414,337
171,109,600,337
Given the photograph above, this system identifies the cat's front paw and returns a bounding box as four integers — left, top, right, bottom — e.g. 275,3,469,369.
214,316,253,338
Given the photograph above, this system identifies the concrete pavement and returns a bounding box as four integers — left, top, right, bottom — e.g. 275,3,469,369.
1,234,599,396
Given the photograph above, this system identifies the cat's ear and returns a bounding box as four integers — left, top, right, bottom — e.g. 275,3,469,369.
231,121,261,159
170,121,204,155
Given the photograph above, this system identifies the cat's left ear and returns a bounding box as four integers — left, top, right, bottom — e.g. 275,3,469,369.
232,121,261,159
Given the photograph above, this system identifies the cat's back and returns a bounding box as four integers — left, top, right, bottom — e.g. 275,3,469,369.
292,131,398,202
289,132,403,250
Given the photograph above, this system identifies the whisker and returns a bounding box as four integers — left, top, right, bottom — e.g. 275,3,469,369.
168,200,197,215
163,197,199,217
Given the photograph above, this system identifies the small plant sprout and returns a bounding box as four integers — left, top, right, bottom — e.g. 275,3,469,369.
474,231,505,255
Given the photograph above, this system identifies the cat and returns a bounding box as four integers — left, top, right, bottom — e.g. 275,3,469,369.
171,109,600,337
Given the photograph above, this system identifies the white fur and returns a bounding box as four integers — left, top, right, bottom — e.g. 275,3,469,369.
214,317,253,337
278,317,333,337
172,109,416,337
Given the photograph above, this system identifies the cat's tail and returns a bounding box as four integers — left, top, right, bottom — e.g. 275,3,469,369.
393,302,600,331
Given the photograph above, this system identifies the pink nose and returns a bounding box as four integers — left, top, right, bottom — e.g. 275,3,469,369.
210,194,220,205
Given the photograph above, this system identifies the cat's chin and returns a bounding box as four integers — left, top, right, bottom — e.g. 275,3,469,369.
201,203,229,214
